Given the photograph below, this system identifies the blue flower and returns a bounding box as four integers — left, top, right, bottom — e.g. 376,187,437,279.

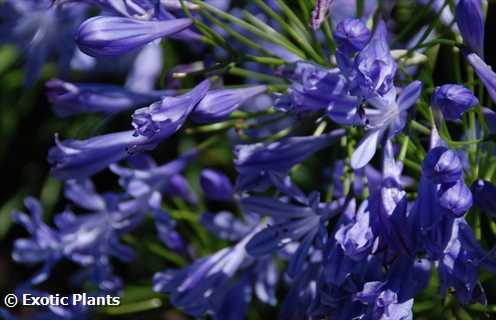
191,85,267,123
0,0,89,85
351,81,422,169
334,18,371,56
46,79,170,117
12,197,62,285
431,84,478,121
76,16,193,57
472,179,496,218
352,20,397,99
200,169,234,201
466,53,496,103
234,129,345,191
48,130,149,180
438,217,496,304
131,79,210,140
368,141,416,256
456,0,485,57
153,222,277,319
243,193,337,277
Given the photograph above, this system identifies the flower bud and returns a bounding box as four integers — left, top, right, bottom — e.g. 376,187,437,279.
191,85,267,123
456,0,484,57
334,18,371,56
199,169,233,201
439,180,473,217
432,84,478,121
422,147,463,184
76,16,192,57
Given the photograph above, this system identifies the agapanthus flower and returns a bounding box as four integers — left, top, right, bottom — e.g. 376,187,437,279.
200,169,234,201
243,192,339,277
368,141,416,256
431,84,479,121
466,53,496,103
351,81,422,169
46,79,169,117
355,257,431,320
352,21,397,99
438,217,496,304
131,79,210,141
191,85,267,123
164,174,198,204
334,18,371,56
234,129,345,191
472,179,496,217
456,0,485,57
48,130,149,180
12,197,62,285
76,16,193,57
0,0,89,85
153,221,277,319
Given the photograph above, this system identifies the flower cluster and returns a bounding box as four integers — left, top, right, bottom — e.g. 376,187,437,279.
4,0,496,319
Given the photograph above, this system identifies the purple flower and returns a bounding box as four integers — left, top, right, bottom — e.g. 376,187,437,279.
334,18,371,56
472,180,496,217
438,180,473,217
466,53,496,103
334,200,374,260
76,16,193,57
48,131,150,180
235,130,345,175
1,0,88,85
438,217,496,304
352,20,397,98
351,81,422,169
165,174,198,204
12,197,62,285
422,146,464,184
234,130,345,191
191,85,267,123
368,142,416,256
243,193,336,277
456,0,485,57
431,84,478,121
200,211,258,241
153,223,275,318
200,169,234,201
131,79,210,141
46,79,169,117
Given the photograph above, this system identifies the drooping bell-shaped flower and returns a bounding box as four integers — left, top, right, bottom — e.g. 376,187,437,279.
191,85,267,123
456,0,485,57
76,16,193,57
200,169,234,201
431,84,478,121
